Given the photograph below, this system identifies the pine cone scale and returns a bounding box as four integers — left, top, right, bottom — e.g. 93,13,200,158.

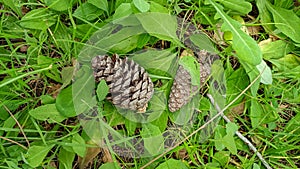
91,55,154,112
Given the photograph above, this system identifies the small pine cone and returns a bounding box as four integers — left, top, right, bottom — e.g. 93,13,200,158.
91,55,154,112
195,50,219,84
168,65,198,112
168,50,219,112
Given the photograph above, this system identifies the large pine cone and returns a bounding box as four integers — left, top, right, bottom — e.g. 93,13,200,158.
91,55,154,112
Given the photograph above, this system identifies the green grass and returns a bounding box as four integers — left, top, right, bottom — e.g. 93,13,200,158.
1,0,300,168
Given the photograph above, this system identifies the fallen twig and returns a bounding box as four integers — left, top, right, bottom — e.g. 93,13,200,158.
207,94,272,169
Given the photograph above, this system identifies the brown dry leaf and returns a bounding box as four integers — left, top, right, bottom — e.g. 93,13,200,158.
102,147,113,163
176,148,187,159
228,102,245,121
247,26,261,36
78,146,102,169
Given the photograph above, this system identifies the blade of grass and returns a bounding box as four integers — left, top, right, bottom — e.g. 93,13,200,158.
0,65,52,88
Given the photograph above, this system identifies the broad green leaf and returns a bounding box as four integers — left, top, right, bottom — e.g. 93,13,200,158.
56,85,76,117
256,0,276,33
72,65,97,115
222,134,237,155
141,123,164,155
73,2,104,21
209,0,262,66
88,0,108,13
256,60,272,85
151,109,168,132
270,54,300,70
137,33,151,48
149,1,169,13
215,0,252,15
133,0,150,12
136,12,180,44
213,151,230,167
96,80,109,101
61,67,74,89
253,163,260,169
189,33,216,53
226,67,249,105
131,49,176,73
40,95,55,104
29,104,66,123
20,8,56,30
113,3,133,20
25,145,54,168
240,62,260,97
72,133,86,157
260,40,294,60
145,90,167,122
266,3,300,43
125,118,137,135
179,56,201,86
109,35,140,53
45,0,70,11
225,122,238,136
250,99,263,128
81,25,145,61
156,159,188,169
58,147,75,169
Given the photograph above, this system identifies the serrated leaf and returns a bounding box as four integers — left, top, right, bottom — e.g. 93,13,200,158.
266,3,300,43
25,145,54,168
256,60,272,85
209,0,262,66
133,0,150,12
20,8,56,30
29,104,66,123
96,80,109,101
156,159,188,169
